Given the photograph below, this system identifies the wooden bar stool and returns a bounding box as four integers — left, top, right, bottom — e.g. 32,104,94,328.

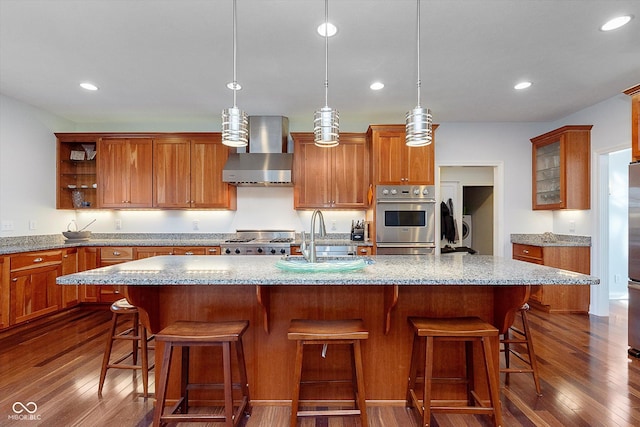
98,298,153,397
152,320,250,427
288,319,369,427
406,316,503,427
501,303,542,395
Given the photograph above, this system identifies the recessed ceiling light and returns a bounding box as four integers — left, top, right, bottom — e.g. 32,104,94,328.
317,22,337,37
600,15,633,31
226,82,242,90
80,82,98,91
514,81,532,90
370,82,384,91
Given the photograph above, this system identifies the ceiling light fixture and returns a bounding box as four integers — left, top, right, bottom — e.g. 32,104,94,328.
370,82,384,91
314,0,339,147
80,82,98,91
600,15,633,31
317,22,337,37
405,0,432,147
221,0,248,147
514,81,532,90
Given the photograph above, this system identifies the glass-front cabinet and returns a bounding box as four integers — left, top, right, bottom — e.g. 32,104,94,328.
531,125,592,210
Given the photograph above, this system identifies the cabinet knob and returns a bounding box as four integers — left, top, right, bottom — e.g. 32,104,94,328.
12,278,18,282
359,248,367,254
523,249,529,254
33,257,43,263
184,251,194,255
209,248,218,254
112,251,121,256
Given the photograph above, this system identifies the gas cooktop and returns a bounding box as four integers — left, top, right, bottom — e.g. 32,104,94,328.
221,230,295,255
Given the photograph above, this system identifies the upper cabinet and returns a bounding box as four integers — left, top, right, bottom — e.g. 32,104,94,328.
97,137,153,208
367,124,436,185
153,134,236,209
292,132,370,209
531,125,592,210
624,84,640,162
56,134,98,209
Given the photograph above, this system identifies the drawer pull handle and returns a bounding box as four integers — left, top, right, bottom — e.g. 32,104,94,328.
12,278,18,282
112,251,121,256
184,251,194,255
523,250,529,254
33,257,44,263
209,248,218,253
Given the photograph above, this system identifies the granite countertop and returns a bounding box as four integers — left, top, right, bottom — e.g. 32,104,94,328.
510,233,591,247
56,254,599,286
0,233,372,255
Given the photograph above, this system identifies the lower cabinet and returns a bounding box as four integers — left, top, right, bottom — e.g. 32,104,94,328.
61,248,79,308
98,247,134,303
135,246,221,258
0,257,8,329
512,243,590,313
9,250,63,325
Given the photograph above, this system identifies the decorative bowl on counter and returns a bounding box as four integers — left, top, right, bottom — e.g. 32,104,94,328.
62,230,92,241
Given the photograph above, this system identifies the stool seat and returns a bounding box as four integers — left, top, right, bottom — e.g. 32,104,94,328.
288,319,368,427
407,316,503,427
98,298,153,397
153,320,251,427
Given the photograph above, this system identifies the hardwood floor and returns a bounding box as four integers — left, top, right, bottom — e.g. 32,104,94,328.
0,301,639,426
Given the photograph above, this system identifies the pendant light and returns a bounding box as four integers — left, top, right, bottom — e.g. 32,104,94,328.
313,0,339,147
405,0,433,147
221,0,248,147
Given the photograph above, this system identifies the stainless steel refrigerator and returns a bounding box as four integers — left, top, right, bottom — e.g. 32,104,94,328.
629,161,640,357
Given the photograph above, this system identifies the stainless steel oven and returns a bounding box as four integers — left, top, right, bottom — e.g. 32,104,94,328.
375,185,436,254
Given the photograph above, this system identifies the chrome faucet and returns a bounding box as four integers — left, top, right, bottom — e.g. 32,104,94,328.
301,209,327,262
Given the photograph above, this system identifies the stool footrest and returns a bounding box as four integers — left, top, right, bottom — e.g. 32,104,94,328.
297,409,362,417
161,396,249,424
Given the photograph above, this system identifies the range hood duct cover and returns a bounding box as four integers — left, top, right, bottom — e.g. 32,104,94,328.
222,116,293,186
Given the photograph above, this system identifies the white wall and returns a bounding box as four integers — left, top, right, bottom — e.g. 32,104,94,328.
0,94,76,236
608,148,631,299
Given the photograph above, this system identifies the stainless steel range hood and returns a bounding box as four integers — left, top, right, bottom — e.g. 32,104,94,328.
222,116,293,186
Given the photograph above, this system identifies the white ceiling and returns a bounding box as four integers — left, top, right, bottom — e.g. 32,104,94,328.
1,0,639,130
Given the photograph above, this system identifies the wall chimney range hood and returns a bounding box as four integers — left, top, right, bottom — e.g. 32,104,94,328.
222,116,293,186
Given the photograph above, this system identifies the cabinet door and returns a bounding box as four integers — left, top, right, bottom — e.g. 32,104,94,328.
191,137,235,208
373,131,407,184
332,135,369,208
79,247,99,303
0,257,7,329
293,136,332,208
154,139,191,208
172,247,207,255
98,138,153,208
10,264,61,325
135,247,174,259
405,143,434,185
61,248,79,308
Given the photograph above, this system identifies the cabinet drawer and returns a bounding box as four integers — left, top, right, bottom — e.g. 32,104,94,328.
10,250,62,271
512,244,543,262
100,247,134,261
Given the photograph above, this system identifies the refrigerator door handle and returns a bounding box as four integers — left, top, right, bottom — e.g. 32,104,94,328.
630,282,640,291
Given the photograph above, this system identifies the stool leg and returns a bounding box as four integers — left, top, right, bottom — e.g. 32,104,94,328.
180,346,189,414
422,336,434,427
406,333,421,407
353,340,368,427
140,325,149,398
153,342,174,427
502,329,511,386
98,312,118,396
235,339,251,415
290,340,304,427
132,312,139,365
521,310,542,396
222,342,234,427
465,341,475,406
481,337,503,427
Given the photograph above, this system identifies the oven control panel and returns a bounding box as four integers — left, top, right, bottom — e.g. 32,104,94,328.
376,185,435,200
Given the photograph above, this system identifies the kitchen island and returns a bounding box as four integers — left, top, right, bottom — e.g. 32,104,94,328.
57,254,598,404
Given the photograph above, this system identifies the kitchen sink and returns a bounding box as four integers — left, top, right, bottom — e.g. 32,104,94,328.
275,255,373,273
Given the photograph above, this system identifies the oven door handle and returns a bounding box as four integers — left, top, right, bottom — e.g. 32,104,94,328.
375,243,436,248
376,199,436,204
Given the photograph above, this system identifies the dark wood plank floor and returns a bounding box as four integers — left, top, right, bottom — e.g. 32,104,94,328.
1,301,639,426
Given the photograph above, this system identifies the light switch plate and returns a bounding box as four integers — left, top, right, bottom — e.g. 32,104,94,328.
1,220,14,231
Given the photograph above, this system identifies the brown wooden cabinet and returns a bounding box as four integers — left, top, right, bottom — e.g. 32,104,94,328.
9,250,62,325
97,137,153,208
56,134,98,209
135,246,221,259
97,247,134,303
513,243,590,313
0,257,8,329
367,124,436,185
530,125,592,210
61,248,79,308
292,132,370,209
153,135,236,209
624,84,640,162
78,247,99,302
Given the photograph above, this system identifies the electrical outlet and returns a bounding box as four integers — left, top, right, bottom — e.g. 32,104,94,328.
331,220,337,231
1,220,14,231
115,219,122,230
568,220,576,233
192,219,200,231
29,220,37,230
